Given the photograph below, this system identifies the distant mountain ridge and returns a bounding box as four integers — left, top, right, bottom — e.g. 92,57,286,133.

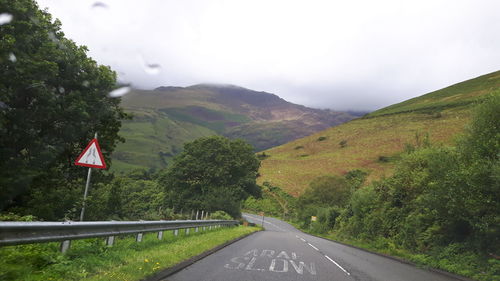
112,84,361,172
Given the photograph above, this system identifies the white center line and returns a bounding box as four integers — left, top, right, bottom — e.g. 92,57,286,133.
300,238,306,242
307,243,319,251
325,255,351,276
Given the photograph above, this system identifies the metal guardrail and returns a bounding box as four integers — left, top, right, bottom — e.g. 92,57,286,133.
0,219,239,252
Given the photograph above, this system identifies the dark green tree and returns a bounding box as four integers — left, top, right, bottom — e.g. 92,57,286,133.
159,136,261,218
0,0,127,218
298,175,351,208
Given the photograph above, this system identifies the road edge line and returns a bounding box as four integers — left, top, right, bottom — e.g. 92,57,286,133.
142,229,261,281
304,232,475,281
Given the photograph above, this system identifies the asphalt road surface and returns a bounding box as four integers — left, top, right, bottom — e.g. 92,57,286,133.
165,213,463,281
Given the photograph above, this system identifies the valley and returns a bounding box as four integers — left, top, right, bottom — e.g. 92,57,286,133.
112,84,360,172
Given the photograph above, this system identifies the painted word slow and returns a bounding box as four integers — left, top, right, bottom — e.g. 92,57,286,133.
224,249,316,275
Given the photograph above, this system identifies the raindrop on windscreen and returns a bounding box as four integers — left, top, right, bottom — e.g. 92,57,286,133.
8,53,16,62
144,63,161,75
91,2,108,9
0,13,13,25
48,32,58,42
108,86,131,98
0,101,9,109
58,86,65,94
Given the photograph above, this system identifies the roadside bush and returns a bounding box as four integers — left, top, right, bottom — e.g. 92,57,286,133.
211,210,232,220
336,92,500,255
339,140,347,148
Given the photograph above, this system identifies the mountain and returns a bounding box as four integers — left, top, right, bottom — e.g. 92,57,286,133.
257,70,500,196
112,84,360,172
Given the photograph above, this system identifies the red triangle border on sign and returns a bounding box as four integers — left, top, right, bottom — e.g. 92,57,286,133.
74,138,107,169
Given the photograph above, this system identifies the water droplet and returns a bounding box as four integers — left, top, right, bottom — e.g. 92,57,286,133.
108,86,131,98
82,81,90,87
8,53,16,62
144,63,161,75
0,13,13,25
58,86,65,94
91,2,108,9
0,101,9,109
139,55,162,75
48,32,58,42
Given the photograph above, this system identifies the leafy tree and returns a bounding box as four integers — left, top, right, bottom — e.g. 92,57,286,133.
295,175,350,229
158,136,261,218
298,175,350,208
84,170,164,220
0,0,127,217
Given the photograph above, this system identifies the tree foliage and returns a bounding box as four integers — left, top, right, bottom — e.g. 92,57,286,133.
0,0,127,217
298,175,350,208
294,175,350,231
83,169,164,221
158,136,261,218
336,92,500,253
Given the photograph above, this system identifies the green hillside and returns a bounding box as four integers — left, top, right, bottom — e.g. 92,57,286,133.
367,71,500,117
111,85,359,173
258,71,500,196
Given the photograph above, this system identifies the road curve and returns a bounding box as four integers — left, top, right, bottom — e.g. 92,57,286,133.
164,213,464,281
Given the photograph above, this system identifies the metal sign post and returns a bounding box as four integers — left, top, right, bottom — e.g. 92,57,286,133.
75,132,107,221
79,165,93,221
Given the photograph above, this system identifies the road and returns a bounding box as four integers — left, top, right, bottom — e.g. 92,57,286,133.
165,213,463,281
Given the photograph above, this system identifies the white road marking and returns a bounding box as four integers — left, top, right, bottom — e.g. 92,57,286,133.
296,235,351,276
245,215,351,276
307,243,319,251
296,235,307,242
325,255,351,276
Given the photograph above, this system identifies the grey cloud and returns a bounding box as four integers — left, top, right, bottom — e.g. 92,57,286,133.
36,0,500,111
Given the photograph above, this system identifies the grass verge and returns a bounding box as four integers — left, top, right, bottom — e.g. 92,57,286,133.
0,225,259,281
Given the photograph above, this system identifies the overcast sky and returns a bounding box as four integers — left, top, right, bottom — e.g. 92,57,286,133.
36,0,499,111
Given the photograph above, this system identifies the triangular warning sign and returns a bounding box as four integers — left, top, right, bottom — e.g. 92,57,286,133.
75,138,107,169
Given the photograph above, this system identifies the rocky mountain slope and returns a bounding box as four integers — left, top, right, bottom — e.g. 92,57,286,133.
112,84,360,172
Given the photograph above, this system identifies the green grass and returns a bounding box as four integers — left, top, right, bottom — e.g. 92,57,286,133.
0,226,259,281
367,70,500,117
160,106,250,133
111,108,217,173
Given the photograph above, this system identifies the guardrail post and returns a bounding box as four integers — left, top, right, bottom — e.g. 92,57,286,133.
106,236,115,246
0,219,238,248
136,233,143,242
60,240,71,253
